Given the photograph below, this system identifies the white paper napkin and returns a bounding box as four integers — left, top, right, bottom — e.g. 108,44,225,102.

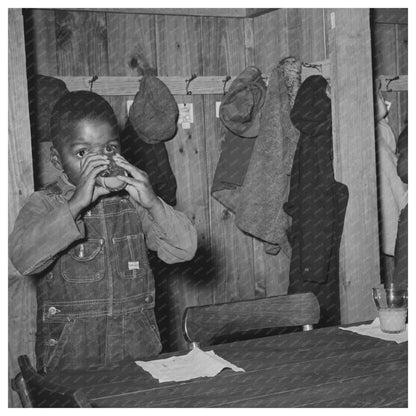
135,345,245,383
339,318,408,344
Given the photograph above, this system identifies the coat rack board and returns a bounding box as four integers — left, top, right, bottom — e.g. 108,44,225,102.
54,60,333,96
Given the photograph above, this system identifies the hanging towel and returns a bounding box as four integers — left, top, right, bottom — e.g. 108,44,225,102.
375,94,408,256
235,60,301,256
120,119,177,206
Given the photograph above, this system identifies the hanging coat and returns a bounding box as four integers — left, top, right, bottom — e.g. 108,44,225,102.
121,119,177,206
284,75,349,327
374,96,408,256
235,63,300,256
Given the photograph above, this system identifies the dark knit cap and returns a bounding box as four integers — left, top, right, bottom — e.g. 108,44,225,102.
129,75,179,144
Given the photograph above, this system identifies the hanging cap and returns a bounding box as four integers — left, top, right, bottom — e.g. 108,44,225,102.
219,66,267,138
129,75,179,145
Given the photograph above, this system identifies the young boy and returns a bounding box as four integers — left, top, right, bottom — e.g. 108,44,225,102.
9,91,197,373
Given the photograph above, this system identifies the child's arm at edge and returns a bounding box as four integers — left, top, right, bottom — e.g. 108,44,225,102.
9,192,85,276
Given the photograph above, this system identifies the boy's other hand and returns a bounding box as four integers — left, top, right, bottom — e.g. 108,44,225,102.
68,153,111,219
113,154,160,210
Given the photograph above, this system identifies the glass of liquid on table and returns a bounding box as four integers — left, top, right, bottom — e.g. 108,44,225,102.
372,285,408,333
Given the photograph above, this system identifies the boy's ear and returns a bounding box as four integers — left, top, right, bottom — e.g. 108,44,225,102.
50,146,63,171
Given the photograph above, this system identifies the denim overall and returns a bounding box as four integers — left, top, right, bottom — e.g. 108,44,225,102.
36,183,162,372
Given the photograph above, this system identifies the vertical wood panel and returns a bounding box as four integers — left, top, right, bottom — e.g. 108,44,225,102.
327,9,380,324
24,9,58,76
8,8,37,407
106,12,157,127
397,24,408,130
55,10,109,76
201,16,255,302
155,15,211,350
251,9,291,298
371,22,400,136
253,9,289,73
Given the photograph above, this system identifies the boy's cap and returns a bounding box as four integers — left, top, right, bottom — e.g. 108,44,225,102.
129,75,179,144
28,75,69,142
219,66,267,138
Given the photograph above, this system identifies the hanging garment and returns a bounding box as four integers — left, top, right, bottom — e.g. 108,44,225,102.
211,66,266,211
235,60,301,256
283,75,349,326
375,96,408,256
393,126,408,289
121,119,178,206
211,130,256,212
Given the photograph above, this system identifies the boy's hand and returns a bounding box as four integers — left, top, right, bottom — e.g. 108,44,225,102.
68,153,111,219
113,154,160,210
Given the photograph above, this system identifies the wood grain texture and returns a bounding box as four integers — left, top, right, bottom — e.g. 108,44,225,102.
50,8,277,18
396,24,408,130
23,9,58,76
105,12,156,127
44,327,408,408
55,10,109,76
372,22,400,136
155,14,211,350
8,8,37,407
201,16,255,304
371,8,408,24
183,292,320,345
327,9,380,324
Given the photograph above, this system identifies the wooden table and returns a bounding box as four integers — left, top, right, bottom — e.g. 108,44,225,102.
45,326,408,407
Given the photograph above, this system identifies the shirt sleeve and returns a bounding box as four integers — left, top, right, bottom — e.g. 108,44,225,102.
134,197,197,264
9,192,85,276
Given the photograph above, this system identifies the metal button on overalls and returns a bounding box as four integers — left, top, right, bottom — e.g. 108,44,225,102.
48,339,58,346
145,295,153,304
48,307,58,315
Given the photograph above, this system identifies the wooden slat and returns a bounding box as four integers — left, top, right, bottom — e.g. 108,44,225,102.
327,9,380,324
53,59,331,96
8,8,37,407
154,14,211,351
201,17,255,303
23,9,58,76
45,8,277,18
397,25,408,130
253,9,288,72
105,12,157,126
55,10,109,76
372,22,400,136
371,8,408,25
48,329,407,408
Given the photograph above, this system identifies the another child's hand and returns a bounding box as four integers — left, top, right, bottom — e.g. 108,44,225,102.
113,154,159,209
68,153,111,218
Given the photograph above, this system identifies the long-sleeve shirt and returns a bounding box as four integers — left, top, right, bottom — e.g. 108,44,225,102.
9,174,197,372
9,175,197,276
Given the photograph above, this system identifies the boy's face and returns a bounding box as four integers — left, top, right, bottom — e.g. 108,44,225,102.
51,120,120,186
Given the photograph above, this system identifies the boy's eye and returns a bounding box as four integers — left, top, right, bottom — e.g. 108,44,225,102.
75,149,88,159
105,144,118,154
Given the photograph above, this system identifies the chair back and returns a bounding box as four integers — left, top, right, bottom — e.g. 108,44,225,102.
182,292,320,346
12,355,91,408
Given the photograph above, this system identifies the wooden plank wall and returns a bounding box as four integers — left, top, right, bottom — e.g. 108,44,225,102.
21,8,329,351
326,9,381,324
8,8,37,407
371,9,408,138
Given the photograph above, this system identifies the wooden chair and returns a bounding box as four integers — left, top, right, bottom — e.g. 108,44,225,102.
182,292,320,347
11,355,92,408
